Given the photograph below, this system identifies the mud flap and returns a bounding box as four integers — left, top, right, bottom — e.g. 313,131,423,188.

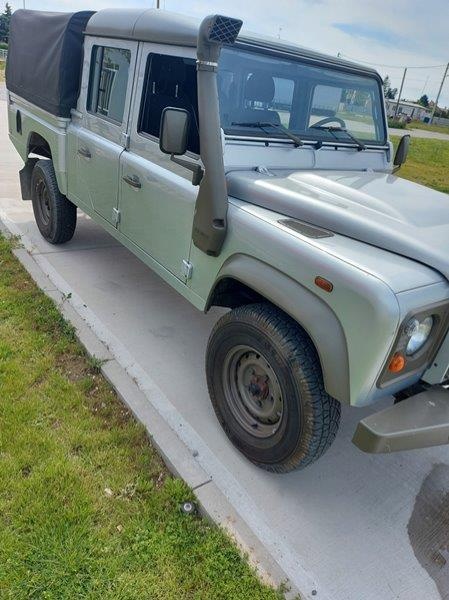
19,157,39,200
353,387,449,453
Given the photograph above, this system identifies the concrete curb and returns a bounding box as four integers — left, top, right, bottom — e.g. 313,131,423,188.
0,216,316,600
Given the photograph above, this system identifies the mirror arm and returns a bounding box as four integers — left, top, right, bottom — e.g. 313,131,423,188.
170,155,204,186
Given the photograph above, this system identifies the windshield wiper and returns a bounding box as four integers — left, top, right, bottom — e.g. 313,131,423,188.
231,121,303,147
309,125,366,151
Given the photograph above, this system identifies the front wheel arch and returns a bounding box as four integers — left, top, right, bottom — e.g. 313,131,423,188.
206,255,350,404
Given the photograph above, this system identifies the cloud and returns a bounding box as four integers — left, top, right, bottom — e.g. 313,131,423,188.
333,23,402,47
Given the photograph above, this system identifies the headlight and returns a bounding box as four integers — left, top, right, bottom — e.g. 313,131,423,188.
405,316,434,356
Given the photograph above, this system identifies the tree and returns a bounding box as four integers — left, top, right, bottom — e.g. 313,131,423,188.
0,3,12,44
418,94,429,108
382,75,398,100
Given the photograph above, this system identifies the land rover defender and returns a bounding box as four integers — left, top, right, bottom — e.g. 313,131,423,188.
6,8,449,472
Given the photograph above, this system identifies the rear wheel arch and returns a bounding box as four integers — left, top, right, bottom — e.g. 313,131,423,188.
27,131,53,159
206,255,350,404
19,133,54,200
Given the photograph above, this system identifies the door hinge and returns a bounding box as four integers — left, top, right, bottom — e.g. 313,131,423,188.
112,207,121,227
121,132,130,150
182,259,193,280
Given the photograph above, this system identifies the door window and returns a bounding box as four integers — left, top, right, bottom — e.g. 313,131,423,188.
87,46,131,124
138,53,200,155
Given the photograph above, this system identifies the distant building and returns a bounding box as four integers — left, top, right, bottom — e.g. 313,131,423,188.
385,99,432,121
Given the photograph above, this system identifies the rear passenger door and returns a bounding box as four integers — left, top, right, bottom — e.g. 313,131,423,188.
71,36,137,225
118,45,200,281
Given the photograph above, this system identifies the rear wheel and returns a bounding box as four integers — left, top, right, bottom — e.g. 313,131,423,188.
206,303,341,473
31,159,76,244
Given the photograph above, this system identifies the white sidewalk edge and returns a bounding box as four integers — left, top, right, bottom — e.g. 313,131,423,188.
0,211,331,600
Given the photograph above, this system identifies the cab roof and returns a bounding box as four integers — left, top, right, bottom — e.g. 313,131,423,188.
85,8,379,78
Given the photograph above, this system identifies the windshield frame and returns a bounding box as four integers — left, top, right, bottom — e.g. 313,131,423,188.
219,42,388,148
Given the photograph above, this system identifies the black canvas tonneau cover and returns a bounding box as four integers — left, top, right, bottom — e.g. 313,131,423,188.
6,10,95,117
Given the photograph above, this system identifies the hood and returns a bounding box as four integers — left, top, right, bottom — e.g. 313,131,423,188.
227,169,449,281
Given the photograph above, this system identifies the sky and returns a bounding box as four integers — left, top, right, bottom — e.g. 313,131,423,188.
7,0,449,108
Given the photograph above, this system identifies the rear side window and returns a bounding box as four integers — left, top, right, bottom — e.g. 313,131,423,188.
138,53,200,155
87,46,131,124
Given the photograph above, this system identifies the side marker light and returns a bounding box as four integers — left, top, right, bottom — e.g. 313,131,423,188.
315,276,334,293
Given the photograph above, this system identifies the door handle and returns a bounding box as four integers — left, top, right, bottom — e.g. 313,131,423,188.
78,147,91,159
122,174,142,189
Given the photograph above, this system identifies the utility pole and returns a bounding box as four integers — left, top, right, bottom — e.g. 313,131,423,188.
430,62,449,124
394,67,407,118
156,0,160,8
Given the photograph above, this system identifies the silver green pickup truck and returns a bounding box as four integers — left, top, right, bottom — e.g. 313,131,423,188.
6,8,449,473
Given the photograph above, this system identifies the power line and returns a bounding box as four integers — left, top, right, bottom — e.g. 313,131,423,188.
337,52,447,70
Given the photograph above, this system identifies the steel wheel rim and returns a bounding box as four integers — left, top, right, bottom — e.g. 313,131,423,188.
222,344,283,438
36,179,51,226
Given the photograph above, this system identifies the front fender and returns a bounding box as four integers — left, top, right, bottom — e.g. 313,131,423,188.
210,254,350,404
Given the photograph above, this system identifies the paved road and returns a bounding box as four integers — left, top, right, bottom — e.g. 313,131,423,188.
1,94,447,600
390,126,449,140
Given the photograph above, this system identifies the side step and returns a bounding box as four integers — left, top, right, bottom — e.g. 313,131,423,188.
352,387,449,453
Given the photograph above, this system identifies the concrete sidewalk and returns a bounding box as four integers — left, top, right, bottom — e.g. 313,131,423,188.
1,94,447,600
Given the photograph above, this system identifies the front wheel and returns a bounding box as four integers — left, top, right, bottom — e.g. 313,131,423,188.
31,159,77,244
206,303,341,473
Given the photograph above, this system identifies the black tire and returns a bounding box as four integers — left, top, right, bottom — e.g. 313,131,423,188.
31,159,76,244
206,303,341,473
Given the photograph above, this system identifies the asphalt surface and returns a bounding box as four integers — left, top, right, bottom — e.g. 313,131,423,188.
1,87,448,600
389,126,449,140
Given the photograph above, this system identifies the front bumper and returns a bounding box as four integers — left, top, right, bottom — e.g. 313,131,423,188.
353,386,449,453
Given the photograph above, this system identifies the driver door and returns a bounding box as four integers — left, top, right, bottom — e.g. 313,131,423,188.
117,46,200,280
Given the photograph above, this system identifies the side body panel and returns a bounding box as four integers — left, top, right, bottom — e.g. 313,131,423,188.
7,94,69,194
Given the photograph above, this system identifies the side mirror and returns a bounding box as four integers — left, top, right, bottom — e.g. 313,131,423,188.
393,134,410,171
159,107,204,186
159,107,189,156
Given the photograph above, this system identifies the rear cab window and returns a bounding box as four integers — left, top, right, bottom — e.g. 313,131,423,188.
87,46,131,124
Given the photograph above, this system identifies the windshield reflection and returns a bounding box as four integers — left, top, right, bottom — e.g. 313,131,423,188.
218,47,386,145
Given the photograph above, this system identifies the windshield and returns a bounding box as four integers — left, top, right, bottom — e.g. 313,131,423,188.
218,46,386,145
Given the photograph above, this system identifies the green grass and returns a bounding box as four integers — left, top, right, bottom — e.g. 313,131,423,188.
391,135,449,194
388,118,406,129
0,61,5,83
407,120,449,135
338,111,372,125
0,235,282,600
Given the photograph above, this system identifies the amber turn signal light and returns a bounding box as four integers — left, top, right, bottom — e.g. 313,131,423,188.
388,352,406,373
315,276,333,293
